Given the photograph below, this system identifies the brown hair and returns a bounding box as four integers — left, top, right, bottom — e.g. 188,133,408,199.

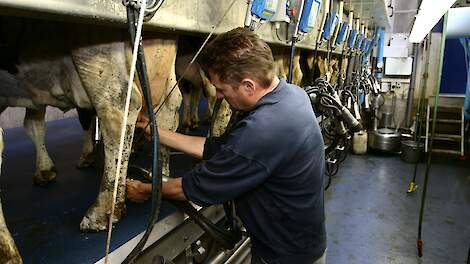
198,27,275,88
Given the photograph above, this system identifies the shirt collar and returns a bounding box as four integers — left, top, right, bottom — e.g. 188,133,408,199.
253,78,285,109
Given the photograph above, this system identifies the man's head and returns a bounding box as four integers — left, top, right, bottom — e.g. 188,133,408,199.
198,27,277,111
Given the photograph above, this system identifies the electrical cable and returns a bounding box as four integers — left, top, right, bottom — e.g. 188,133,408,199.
121,4,163,263
104,1,148,263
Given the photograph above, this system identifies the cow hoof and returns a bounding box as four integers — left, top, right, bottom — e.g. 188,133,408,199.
33,167,57,186
76,154,95,169
80,204,125,232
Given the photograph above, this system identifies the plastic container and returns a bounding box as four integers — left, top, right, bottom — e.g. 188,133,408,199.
352,130,368,155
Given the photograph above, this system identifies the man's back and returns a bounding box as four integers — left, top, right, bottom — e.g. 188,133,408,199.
227,79,326,263
182,79,326,263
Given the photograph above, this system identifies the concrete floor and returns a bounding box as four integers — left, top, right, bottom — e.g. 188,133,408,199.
1,117,469,263
325,153,470,264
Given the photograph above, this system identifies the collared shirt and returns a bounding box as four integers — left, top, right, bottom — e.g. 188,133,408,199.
182,79,326,263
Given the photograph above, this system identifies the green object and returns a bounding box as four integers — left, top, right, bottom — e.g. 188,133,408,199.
417,13,448,257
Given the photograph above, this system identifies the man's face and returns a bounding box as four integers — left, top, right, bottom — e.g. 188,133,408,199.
209,72,251,111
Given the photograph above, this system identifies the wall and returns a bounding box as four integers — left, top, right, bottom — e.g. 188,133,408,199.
0,107,77,129
440,38,467,94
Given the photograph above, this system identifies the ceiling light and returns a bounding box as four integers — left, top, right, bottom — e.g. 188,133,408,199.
409,0,456,43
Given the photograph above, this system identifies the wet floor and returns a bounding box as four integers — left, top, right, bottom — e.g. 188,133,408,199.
1,117,469,263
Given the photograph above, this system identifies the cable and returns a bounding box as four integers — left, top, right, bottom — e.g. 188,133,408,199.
134,0,240,144
104,1,148,263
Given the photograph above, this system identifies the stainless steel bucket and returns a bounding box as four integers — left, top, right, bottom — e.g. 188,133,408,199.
400,140,423,163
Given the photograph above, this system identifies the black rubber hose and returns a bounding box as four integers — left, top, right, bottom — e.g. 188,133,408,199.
122,7,162,264
311,41,320,85
288,36,296,84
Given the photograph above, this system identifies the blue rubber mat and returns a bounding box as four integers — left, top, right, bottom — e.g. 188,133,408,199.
0,117,190,264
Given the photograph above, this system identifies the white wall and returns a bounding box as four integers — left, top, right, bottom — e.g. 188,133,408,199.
0,107,77,129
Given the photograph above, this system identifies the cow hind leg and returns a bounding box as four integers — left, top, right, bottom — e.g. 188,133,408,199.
0,129,23,264
70,33,142,231
24,108,57,185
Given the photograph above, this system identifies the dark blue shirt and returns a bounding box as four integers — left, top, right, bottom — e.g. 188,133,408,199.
182,79,326,263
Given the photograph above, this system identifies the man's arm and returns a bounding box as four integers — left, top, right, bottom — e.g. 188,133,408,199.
136,116,205,159
158,128,205,159
126,178,187,203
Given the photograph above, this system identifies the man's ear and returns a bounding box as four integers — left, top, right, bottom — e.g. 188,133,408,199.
240,79,256,95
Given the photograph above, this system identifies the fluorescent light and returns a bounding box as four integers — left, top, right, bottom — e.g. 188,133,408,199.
409,0,456,43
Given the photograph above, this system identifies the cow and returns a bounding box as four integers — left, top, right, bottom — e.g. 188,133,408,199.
304,52,339,84
176,37,232,136
0,129,23,264
271,45,303,86
0,17,182,234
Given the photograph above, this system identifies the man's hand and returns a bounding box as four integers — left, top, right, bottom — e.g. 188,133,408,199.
136,114,151,141
126,179,151,203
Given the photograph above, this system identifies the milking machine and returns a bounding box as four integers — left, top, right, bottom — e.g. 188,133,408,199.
364,28,403,153
288,0,322,83
245,0,281,30
119,1,246,263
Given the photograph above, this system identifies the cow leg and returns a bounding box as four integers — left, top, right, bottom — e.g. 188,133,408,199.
200,69,216,124
76,108,95,169
199,71,231,136
189,83,201,129
137,34,180,178
180,82,192,132
24,108,57,185
0,129,23,264
211,100,232,136
71,31,142,231
154,54,181,178
292,50,303,86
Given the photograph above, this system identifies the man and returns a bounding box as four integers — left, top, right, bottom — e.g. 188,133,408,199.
127,27,326,264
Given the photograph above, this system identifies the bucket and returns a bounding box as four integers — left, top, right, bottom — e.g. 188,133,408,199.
353,130,368,155
400,140,423,163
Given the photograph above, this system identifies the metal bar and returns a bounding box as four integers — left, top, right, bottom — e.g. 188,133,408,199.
405,44,419,127
135,206,225,263
461,107,465,156
425,104,429,152
224,238,251,264
0,0,348,54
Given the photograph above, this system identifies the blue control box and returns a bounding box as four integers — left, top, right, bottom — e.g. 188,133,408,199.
347,29,357,48
251,0,279,20
322,11,338,40
335,22,349,45
354,34,364,50
299,0,322,33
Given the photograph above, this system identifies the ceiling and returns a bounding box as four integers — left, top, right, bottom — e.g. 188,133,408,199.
343,0,392,29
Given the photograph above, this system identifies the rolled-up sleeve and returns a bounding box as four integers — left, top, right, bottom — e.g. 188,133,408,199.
202,136,225,160
182,147,269,206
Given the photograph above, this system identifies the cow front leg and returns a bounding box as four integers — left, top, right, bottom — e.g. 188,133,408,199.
76,108,96,169
24,108,57,185
0,130,23,264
